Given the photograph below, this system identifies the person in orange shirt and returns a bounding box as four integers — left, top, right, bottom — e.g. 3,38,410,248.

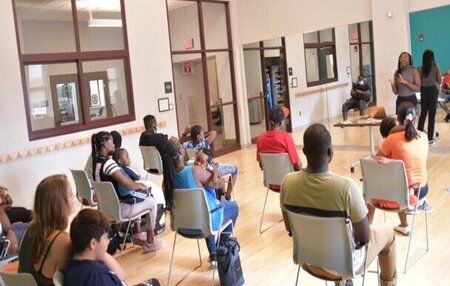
441,68,450,122
369,102,432,236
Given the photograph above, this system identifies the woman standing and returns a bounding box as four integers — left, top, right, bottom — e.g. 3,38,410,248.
389,52,421,113
418,49,442,145
91,131,161,253
18,175,74,285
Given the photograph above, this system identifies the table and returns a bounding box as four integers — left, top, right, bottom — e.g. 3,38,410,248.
334,116,382,172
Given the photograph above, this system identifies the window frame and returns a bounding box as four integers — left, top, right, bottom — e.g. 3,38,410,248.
12,0,135,140
304,28,338,87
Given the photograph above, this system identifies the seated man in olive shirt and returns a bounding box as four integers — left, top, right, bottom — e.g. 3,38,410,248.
280,124,397,286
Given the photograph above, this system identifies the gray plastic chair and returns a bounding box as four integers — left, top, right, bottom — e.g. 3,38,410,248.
140,146,164,180
360,158,429,273
92,181,151,251
287,211,373,286
0,271,39,286
52,270,64,286
259,153,293,233
70,169,97,208
167,188,233,286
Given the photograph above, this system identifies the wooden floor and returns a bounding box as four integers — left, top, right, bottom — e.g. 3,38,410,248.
119,112,450,286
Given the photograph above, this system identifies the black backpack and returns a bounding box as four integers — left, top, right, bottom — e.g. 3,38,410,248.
217,237,245,286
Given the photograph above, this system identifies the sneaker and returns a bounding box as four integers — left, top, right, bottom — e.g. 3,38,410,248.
428,139,437,146
142,240,162,253
136,278,161,286
208,254,217,268
408,201,433,214
394,225,411,236
417,201,433,213
445,114,450,123
345,280,354,286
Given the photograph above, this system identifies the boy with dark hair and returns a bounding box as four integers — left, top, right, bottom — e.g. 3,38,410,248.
65,209,161,286
65,209,127,286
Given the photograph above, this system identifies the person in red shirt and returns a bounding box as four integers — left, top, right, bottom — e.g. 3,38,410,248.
256,106,302,232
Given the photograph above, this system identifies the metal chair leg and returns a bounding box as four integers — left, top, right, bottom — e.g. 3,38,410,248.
404,211,416,273
425,209,429,251
167,232,178,286
295,265,300,286
259,188,282,234
122,219,133,251
168,233,203,286
259,188,269,233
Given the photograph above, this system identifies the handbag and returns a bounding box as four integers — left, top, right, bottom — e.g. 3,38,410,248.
216,237,245,286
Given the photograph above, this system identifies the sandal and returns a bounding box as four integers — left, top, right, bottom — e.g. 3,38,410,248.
142,240,162,253
134,232,147,240
133,234,147,246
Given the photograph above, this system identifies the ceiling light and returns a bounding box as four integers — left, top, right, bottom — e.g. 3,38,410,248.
87,9,122,28
88,19,122,27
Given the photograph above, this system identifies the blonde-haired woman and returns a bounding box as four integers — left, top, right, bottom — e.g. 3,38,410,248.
18,174,74,286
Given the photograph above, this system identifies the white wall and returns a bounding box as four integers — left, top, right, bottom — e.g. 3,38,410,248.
0,0,175,208
236,0,372,45
285,26,352,129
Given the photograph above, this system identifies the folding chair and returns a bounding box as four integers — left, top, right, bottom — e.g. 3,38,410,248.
167,188,233,286
360,158,429,273
258,153,293,233
92,181,151,251
287,210,375,286
0,271,39,286
0,235,19,269
70,169,97,208
140,146,164,180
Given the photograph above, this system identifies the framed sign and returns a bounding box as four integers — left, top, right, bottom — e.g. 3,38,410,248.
158,97,170,112
164,81,172,94
183,62,193,75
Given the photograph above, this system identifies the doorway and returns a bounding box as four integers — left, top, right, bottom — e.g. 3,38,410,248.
348,21,376,102
243,37,291,143
167,0,240,155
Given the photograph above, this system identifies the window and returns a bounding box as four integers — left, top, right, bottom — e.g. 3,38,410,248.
303,28,337,87
12,0,134,140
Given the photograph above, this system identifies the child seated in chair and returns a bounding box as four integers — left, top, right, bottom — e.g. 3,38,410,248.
65,208,161,286
112,148,150,203
195,148,234,200
112,148,155,244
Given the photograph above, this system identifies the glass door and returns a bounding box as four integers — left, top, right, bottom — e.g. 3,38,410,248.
243,37,291,143
167,0,239,155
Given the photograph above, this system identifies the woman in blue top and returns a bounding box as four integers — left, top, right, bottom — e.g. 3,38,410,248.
161,140,239,266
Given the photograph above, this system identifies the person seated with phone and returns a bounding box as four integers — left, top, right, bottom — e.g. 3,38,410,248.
342,75,372,121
